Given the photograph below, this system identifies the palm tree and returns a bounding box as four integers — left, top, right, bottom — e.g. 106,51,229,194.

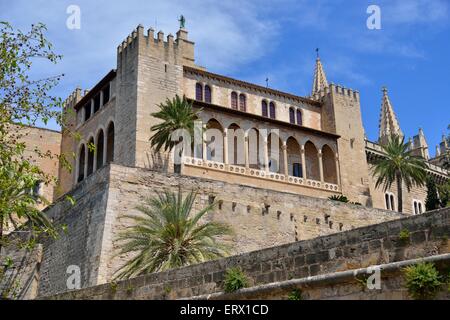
150,95,200,153
372,135,427,212
114,188,233,280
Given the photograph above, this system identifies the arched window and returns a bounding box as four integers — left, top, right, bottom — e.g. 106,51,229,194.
239,94,246,112
296,109,302,125
289,108,295,124
204,85,211,103
107,122,115,163
84,102,91,122
262,100,268,117
94,94,101,113
385,193,390,210
195,83,203,101
418,202,423,214
77,144,85,183
87,138,95,176
231,92,238,110
96,130,104,169
413,201,418,215
269,102,276,119
390,194,395,211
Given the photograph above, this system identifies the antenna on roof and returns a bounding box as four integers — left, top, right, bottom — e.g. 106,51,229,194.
265,77,269,88
316,48,320,59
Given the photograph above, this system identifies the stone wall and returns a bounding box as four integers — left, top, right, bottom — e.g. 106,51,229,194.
37,165,111,296
36,163,403,297
45,207,450,300
18,125,61,206
0,245,43,300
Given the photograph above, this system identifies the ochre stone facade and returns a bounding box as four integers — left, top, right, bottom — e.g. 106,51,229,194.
45,24,446,215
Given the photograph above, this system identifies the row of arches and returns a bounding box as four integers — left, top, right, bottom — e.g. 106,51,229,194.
188,119,339,184
77,122,115,183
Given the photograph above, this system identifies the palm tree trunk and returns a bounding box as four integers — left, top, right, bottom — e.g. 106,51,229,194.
397,173,403,213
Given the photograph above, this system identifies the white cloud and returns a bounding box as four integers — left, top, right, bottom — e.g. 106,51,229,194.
384,0,449,25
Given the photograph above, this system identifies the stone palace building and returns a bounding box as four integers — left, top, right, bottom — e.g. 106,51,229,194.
13,25,449,296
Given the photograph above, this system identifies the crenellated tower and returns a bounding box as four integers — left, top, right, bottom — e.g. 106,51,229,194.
313,58,372,205
114,24,202,170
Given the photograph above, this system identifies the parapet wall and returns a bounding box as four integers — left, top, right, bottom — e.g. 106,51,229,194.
46,207,450,300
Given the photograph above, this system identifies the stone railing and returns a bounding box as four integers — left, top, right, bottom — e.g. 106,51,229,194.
183,156,340,192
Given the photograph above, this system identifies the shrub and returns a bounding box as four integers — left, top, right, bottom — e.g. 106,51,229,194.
328,195,349,203
287,288,303,300
403,262,443,300
399,229,410,242
223,267,249,293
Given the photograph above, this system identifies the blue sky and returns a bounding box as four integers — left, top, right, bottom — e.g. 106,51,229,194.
1,0,449,156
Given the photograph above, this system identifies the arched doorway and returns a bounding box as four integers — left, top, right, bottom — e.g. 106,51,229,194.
322,145,337,184
96,130,105,169
287,137,302,177
77,144,86,183
106,122,115,163
305,141,320,181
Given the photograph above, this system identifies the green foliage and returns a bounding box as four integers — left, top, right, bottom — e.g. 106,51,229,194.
425,176,440,211
437,180,450,208
403,262,443,300
372,135,427,212
223,267,249,293
114,188,233,280
0,21,72,299
328,195,349,203
287,288,303,300
150,95,200,153
399,229,410,242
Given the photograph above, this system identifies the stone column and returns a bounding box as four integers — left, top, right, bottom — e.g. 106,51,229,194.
263,137,269,173
90,99,94,115
100,90,104,108
84,146,88,179
318,149,324,182
301,145,306,179
335,153,341,186
282,143,288,176
223,128,228,164
202,124,207,161
244,133,249,169
103,133,108,165
93,137,97,172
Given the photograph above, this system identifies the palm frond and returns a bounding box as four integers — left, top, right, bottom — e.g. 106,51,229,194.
114,188,233,280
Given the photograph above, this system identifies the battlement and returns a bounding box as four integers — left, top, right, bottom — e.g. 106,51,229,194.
312,83,359,101
116,25,197,68
63,87,84,109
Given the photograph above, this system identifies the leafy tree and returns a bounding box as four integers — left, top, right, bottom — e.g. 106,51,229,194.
114,188,233,280
438,180,450,208
425,176,440,211
0,21,69,285
150,95,200,153
372,135,427,213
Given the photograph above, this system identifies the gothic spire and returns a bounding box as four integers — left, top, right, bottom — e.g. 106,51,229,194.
378,87,403,145
311,50,329,96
